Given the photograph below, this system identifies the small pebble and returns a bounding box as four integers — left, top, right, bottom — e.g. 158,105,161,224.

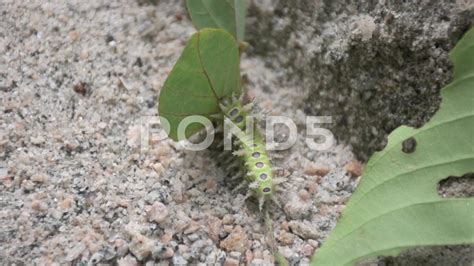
344,160,364,177
304,164,331,176
80,50,89,60
2,175,13,188
277,230,295,245
288,221,319,240
147,202,168,224
308,239,319,248
253,249,263,259
284,193,311,219
279,246,295,259
223,224,234,234
127,125,142,148
153,163,165,176
262,250,274,262
224,257,239,266
89,252,104,264
250,258,267,265
129,234,154,261
229,251,241,259
30,136,45,145
300,258,311,266
0,168,7,178
59,196,74,210
154,246,174,259
222,214,234,225
31,200,48,212
65,243,86,262
207,216,222,242
245,249,253,264
31,173,48,183
298,189,310,201
183,221,200,234
178,244,189,254
117,255,138,266
98,122,107,129
187,233,200,242
115,239,129,257
300,243,315,257
172,255,187,265
21,180,34,191
220,226,249,253
68,30,81,42
160,233,173,245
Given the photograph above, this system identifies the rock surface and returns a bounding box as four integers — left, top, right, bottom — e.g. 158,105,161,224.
247,0,474,160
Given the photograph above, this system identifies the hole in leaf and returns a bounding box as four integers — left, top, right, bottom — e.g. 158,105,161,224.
402,137,417,153
229,108,239,117
438,173,474,198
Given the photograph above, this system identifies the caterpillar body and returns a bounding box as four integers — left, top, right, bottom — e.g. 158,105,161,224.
218,94,282,209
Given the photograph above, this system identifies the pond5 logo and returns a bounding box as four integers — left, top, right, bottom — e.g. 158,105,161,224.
139,115,334,152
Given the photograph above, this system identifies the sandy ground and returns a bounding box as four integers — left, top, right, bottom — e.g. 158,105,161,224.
0,0,359,265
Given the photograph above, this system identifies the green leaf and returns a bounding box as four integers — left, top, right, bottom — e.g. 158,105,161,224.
158,29,241,141
312,28,474,266
186,0,247,42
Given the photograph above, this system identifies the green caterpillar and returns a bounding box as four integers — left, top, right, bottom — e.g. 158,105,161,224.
218,95,282,209
157,29,283,209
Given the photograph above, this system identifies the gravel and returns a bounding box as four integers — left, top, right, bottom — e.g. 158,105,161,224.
0,0,358,265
